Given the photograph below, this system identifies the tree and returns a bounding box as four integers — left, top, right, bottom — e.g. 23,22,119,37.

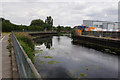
56,25,64,32
29,19,45,31
45,16,53,30
30,19,45,26
64,26,72,31
1,18,28,32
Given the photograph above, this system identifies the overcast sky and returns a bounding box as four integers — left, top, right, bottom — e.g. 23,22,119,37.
0,0,119,27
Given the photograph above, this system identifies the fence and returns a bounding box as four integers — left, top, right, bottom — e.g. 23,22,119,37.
12,32,41,79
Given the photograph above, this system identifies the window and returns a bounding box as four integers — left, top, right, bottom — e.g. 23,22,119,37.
94,25,98,27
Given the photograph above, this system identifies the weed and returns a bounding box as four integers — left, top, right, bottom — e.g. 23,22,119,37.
7,36,12,57
15,32,34,61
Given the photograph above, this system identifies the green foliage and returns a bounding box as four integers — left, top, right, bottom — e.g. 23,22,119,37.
15,32,34,60
52,26,57,31
45,16,53,30
29,19,46,31
57,32,62,36
28,25,44,31
1,17,73,32
30,19,44,26
7,36,12,57
7,43,12,54
1,16,54,32
56,25,72,32
28,17,54,31
48,60,61,64
8,36,12,43
79,73,87,77
1,18,28,32
19,40,34,60
42,56,53,59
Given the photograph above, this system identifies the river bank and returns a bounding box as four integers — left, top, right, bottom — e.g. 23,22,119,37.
72,35,120,55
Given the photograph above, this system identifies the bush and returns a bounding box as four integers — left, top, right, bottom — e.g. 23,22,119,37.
7,36,12,57
7,43,12,53
15,32,34,60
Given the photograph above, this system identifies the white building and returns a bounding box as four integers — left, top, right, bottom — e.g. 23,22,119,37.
83,20,119,31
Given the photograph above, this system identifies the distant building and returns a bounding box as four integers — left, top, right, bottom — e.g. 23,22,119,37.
83,20,119,31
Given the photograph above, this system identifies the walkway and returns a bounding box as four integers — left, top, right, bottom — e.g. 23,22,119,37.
2,35,12,78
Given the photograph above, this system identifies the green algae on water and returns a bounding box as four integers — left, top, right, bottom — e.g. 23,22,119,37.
93,65,100,69
50,47,54,50
39,61,46,64
65,52,69,55
79,73,87,77
42,56,53,59
33,55,40,60
85,68,92,71
48,60,61,64
48,60,55,64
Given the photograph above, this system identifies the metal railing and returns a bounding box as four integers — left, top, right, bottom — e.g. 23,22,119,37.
12,32,41,79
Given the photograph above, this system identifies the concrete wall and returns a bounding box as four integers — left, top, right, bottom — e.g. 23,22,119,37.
83,20,93,27
72,35,120,54
83,20,117,31
82,31,120,38
93,22,103,28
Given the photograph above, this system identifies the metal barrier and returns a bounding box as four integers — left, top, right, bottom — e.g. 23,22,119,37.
12,32,41,79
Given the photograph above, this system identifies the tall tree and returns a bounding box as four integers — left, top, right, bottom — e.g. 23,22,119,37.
30,19,45,26
29,19,45,31
45,16,53,30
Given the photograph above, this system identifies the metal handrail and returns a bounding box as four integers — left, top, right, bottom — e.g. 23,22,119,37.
12,32,42,79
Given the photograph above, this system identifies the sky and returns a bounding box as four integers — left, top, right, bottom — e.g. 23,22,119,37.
0,0,119,27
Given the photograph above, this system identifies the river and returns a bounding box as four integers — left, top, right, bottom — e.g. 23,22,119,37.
34,36,118,78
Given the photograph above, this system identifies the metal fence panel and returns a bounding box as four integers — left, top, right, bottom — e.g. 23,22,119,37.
12,32,41,79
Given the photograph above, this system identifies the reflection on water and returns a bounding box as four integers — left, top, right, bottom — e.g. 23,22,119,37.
34,36,118,78
35,36,53,49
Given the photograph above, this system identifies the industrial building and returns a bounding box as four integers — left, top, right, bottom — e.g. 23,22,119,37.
83,20,119,31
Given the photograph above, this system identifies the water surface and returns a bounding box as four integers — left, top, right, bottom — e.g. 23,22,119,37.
34,36,118,78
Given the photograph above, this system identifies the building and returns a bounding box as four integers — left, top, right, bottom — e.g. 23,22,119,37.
83,20,119,31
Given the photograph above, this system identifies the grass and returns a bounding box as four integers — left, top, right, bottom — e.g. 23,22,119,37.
15,32,34,61
2,32,11,35
19,40,34,60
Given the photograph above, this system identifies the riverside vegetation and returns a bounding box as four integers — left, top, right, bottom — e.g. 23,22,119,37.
15,32,34,61
7,35,12,57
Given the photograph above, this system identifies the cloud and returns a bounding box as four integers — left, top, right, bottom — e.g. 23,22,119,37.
1,1,118,27
1,0,119,2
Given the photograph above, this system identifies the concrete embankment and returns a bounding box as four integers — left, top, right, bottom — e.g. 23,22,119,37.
72,35,120,55
29,32,57,36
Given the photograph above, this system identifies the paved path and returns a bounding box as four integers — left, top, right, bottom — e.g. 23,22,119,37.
2,35,12,78
0,37,3,79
